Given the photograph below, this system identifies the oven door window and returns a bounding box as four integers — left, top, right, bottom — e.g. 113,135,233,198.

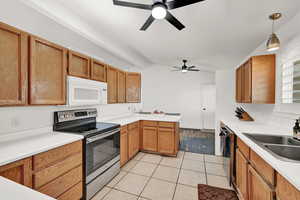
86,133,120,176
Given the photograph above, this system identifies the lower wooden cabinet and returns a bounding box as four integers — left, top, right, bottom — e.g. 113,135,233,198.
0,157,32,188
276,173,300,200
158,127,175,154
248,165,274,200
236,149,248,200
142,126,158,152
128,122,139,159
120,125,129,166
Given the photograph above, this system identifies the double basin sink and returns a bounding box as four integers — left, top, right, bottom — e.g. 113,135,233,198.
243,133,300,162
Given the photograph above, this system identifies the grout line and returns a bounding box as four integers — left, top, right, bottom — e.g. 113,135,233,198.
171,151,185,200
204,154,208,184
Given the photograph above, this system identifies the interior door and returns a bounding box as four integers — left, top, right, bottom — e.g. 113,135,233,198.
201,85,216,130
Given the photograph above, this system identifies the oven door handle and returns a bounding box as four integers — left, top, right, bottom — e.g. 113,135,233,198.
86,128,120,144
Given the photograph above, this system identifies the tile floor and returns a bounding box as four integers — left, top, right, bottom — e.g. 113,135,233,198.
92,151,231,200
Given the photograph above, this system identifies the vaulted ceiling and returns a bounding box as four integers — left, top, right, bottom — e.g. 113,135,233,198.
22,0,300,71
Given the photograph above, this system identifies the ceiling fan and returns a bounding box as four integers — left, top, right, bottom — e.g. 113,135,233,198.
172,60,200,73
112,0,205,31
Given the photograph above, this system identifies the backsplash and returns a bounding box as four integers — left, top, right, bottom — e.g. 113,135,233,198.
0,103,142,136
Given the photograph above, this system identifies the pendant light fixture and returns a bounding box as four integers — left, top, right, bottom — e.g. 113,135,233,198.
266,13,282,51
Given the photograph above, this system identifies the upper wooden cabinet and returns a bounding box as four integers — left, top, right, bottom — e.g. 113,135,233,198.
0,22,28,106
118,70,126,103
235,54,275,104
0,157,32,188
29,36,67,105
107,66,118,104
126,72,141,103
68,50,90,79
91,59,107,82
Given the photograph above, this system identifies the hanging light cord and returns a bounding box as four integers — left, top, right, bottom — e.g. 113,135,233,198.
272,19,275,34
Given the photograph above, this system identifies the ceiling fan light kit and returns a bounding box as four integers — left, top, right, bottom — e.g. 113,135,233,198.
172,60,201,73
266,13,282,51
112,0,205,31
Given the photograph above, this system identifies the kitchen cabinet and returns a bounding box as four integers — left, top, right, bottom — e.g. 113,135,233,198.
107,66,118,104
118,70,126,103
29,36,67,105
0,22,28,106
128,122,139,159
120,125,129,166
91,58,107,82
0,157,32,188
236,149,248,200
142,126,158,152
248,165,274,200
32,141,83,199
126,72,141,103
276,173,300,200
158,127,175,154
68,50,90,79
235,54,275,104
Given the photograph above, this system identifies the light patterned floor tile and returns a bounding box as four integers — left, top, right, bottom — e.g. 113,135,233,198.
205,155,225,164
115,173,149,195
177,151,185,159
92,187,111,200
160,157,182,168
205,162,227,176
133,152,146,161
152,165,180,183
173,184,198,200
122,160,138,172
182,159,205,172
178,169,206,187
107,171,127,187
141,178,176,200
207,174,232,190
184,152,205,161
103,189,138,200
130,161,157,176
141,153,162,164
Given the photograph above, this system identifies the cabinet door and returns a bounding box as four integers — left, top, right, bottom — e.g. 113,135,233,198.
236,149,248,200
68,50,90,79
242,60,252,103
276,173,300,200
0,22,28,106
120,127,128,166
91,59,107,82
126,72,141,103
142,127,158,152
0,157,32,188
158,127,175,155
128,127,139,159
236,66,242,103
248,165,274,200
29,36,67,105
118,70,126,103
107,66,118,104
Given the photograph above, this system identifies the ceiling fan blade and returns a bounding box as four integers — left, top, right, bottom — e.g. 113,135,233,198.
113,0,152,10
166,0,205,10
140,15,155,31
165,12,185,30
188,69,200,71
171,70,181,71
173,66,182,69
188,66,196,69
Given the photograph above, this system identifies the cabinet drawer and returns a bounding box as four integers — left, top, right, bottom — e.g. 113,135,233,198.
158,122,175,128
143,120,158,127
38,165,82,198
121,125,128,133
33,141,82,171
33,153,82,188
57,181,82,200
237,138,250,159
250,150,275,186
128,121,139,130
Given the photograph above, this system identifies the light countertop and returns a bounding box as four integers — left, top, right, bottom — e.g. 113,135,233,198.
0,127,83,167
221,118,300,190
0,177,55,200
98,113,182,125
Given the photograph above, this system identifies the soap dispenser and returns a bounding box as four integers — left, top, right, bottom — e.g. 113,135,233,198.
293,119,300,139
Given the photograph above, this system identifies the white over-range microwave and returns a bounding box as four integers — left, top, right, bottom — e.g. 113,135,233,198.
67,76,107,106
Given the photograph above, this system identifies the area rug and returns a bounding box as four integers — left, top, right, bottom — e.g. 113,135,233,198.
198,184,238,200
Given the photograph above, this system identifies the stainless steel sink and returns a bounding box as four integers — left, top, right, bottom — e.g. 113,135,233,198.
243,133,300,162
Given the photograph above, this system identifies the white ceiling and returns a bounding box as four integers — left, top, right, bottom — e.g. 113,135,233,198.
22,0,300,71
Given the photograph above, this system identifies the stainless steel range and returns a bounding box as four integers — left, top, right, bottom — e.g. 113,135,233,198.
53,108,120,200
